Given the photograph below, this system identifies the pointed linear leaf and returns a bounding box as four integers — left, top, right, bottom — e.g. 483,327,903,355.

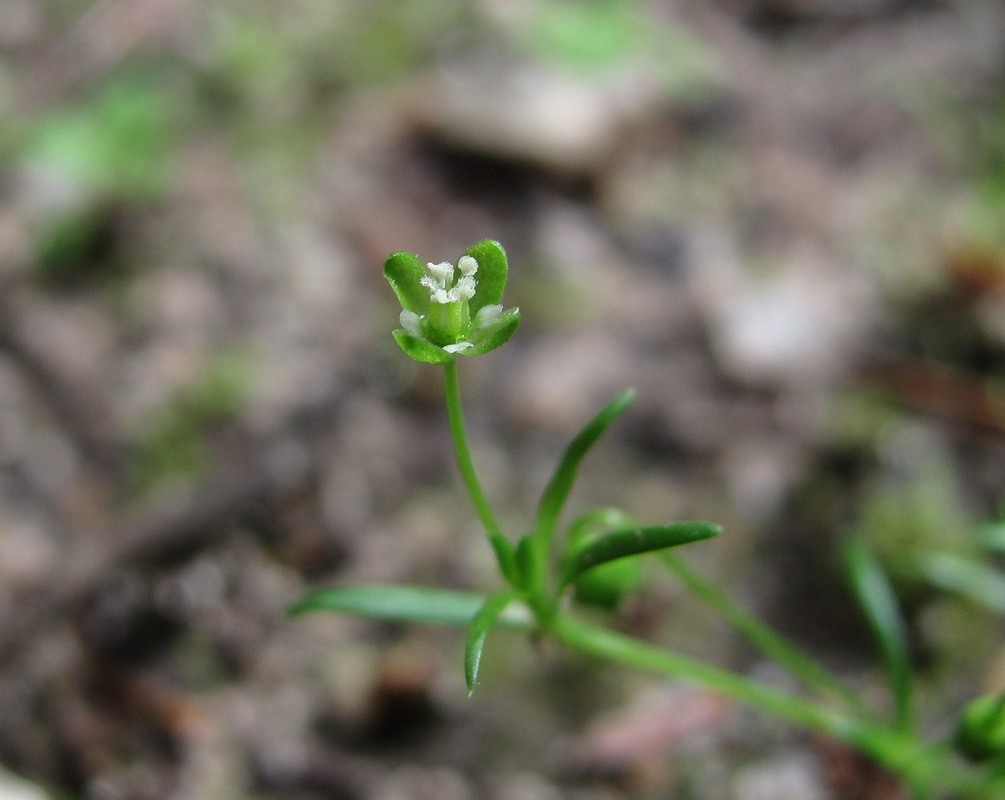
659,551,863,712
464,239,508,313
512,533,536,591
560,521,720,588
465,590,520,693
911,552,1005,614
534,389,636,541
489,532,520,587
977,521,1005,556
384,251,429,314
289,584,533,628
843,538,912,731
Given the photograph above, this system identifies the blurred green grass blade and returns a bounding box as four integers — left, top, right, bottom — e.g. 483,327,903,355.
290,584,533,628
843,538,913,731
912,552,1005,614
465,590,520,693
560,521,719,588
490,533,520,587
534,389,635,542
660,552,864,713
977,521,1005,556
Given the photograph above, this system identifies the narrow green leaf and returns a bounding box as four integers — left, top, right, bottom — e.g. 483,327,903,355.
289,584,533,628
490,533,520,587
534,389,636,543
912,552,1005,614
465,590,520,693
660,552,864,713
977,521,1005,556
464,239,508,313
560,521,720,588
513,533,536,590
843,538,912,731
392,329,454,364
384,251,429,313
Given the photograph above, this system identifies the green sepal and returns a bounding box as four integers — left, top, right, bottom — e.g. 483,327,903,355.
843,537,912,731
534,389,636,541
467,308,521,356
560,521,720,589
465,589,520,693
289,584,533,628
464,239,508,314
392,329,456,364
384,251,429,314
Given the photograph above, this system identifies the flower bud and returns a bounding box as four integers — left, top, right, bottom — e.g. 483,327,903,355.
955,692,1005,762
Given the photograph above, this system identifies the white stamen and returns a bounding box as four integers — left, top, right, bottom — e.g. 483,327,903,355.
454,276,476,301
419,275,439,293
420,256,482,311
425,261,454,287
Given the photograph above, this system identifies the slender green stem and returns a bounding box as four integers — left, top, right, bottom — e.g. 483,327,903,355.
552,612,1005,797
661,552,867,716
553,614,937,779
442,360,503,541
554,614,867,743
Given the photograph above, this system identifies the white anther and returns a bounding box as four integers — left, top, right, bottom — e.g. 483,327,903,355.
453,276,476,301
425,261,454,287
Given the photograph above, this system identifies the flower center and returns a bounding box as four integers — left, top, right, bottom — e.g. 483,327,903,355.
422,256,478,346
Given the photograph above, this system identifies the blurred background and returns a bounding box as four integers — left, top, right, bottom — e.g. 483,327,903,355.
1,0,1005,798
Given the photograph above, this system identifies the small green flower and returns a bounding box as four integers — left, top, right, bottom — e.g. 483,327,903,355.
384,240,521,364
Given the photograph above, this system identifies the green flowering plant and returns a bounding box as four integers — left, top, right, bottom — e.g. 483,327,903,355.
292,241,1005,800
